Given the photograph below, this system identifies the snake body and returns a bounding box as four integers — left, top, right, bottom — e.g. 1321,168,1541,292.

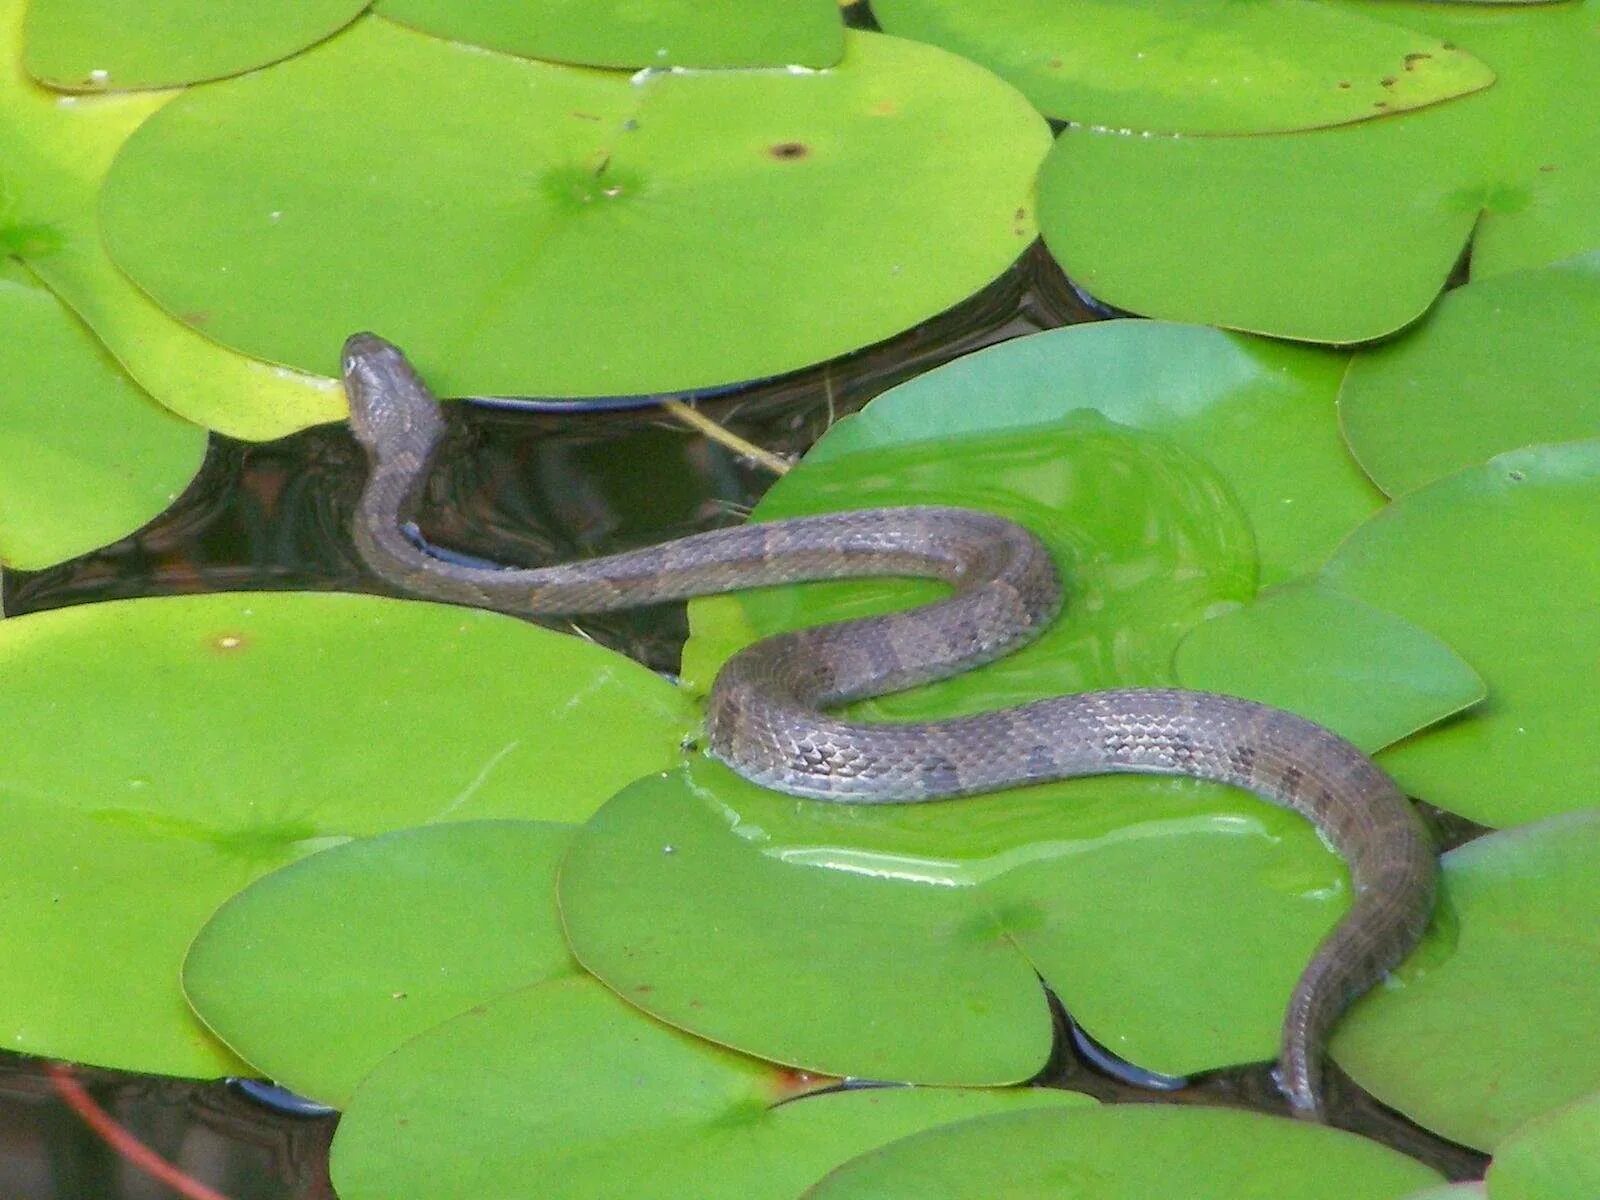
341,333,1436,1117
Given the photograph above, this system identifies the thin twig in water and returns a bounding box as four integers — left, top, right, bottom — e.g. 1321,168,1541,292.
46,1063,233,1200
659,399,791,476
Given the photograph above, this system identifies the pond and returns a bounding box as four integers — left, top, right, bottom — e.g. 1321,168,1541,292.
4,2,1599,1198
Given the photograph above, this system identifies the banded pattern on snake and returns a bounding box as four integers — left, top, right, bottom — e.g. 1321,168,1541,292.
341,332,1436,1117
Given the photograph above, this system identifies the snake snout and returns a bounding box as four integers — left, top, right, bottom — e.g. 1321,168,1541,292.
341,332,445,458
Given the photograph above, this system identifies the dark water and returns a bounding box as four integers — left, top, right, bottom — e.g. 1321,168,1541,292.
0,245,1487,1196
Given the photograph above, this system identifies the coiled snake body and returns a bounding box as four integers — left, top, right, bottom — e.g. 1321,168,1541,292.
342,333,1436,1117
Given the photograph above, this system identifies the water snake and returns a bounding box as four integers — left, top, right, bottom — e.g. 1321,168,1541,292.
341,332,1436,1117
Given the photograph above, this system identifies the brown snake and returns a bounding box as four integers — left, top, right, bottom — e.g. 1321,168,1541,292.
342,332,1436,1117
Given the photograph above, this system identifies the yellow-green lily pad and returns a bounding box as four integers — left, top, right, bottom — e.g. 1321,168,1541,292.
1174,580,1486,754
24,0,368,90
0,0,344,439
0,592,694,1077
804,1104,1443,1199
1321,442,1600,827
375,0,844,70
331,974,1095,1200
1038,0,1600,343
1487,1091,1600,1200
0,259,204,568
1333,812,1600,1151
184,821,580,1106
797,321,1381,587
872,0,1492,133
1339,251,1600,497
100,16,1049,398
560,755,1352,1085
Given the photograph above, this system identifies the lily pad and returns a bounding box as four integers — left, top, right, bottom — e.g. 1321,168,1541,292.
331,974,1096,1200
0,259,204,569
24,0,368,90
1320,442,1600,827
0,0,345,438
1487,1091,1600,1200
628,422,1364,1084
796,321,1381,587
1038,0,1600,343
184,821,580,1106
1339,251,1600,496
681,416,1258,703
1173,580,1485,753
872,0,1493,133
804,1104,1443,1199
0,592,694,1077
561,755,1351,1085
375,0,844,70
1333,811,1600,1151
100,16,1049,398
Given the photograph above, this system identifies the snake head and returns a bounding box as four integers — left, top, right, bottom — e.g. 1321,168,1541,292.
341,332,445,462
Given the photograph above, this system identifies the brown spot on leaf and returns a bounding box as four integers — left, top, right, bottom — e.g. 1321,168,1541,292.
1403,52,1432,70
1047,56,1063,70
769,141,809,161
871,98,898,116
1539,163,1559,173
1380,76,1397,88
1337,81,1352,89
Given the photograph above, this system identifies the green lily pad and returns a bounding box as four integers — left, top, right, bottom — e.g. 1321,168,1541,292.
872,0,1492,133
561,754,1351,1085
184,821,580,1106
1038,0,1600,343
796,320,1381,587
1174,580,1485,753
0,0,345,438
24,0,368,90
376,0,844,69
681,416,1258,702
0,592,694,1077
332,974,1096,1200
99,16,1048,397
629,420,1360,1085
1333,811,1600,1151
1487,1092,1600,1200
1320,442,1600,827
804,1104,1443,1199
1339,251,1600,496
0,259,204,569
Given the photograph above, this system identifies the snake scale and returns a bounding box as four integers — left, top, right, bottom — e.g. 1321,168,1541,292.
341,332,1436,1117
